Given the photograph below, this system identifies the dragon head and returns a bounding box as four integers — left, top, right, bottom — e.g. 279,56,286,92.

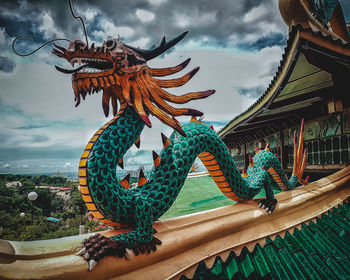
52,32,215,136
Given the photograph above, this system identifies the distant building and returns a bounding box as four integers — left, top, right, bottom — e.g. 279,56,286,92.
5,181,22,188
55,188,72,200
35,185,72,200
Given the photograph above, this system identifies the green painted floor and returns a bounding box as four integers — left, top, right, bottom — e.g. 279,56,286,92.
180,200,350,280
160,175,280,220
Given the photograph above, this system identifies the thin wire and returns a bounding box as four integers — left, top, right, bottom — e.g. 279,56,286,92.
12,35,72,57
68,0,89,46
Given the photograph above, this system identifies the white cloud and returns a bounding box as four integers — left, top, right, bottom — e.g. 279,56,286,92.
84,9,98,21
64,162,73,168
38,12,65,40
128,37,151,49
93,19,134,40
243,4,269,23
174,11,216,28
136,9,155,23
0,28,7,45
3,163,10,168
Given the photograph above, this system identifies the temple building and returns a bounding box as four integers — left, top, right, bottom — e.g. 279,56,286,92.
219,0,350,181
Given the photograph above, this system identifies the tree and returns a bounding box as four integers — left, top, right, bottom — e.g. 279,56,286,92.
0,183,15,211
34,188,64,217
70,187,87,223
4,174,16,181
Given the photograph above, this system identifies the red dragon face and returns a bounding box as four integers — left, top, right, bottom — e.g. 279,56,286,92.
53,38,147,108
51,33,215,135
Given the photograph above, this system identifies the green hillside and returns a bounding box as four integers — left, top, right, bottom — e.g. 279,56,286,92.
160,175,280,220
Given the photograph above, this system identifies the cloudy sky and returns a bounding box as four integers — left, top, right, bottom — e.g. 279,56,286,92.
0,0,349,174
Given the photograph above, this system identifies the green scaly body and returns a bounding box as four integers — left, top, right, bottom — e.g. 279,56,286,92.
84,105,300,247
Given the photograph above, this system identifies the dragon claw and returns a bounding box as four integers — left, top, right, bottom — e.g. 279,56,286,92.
83,253,90,260
88,259,97,271
76,247,86,256
258,198,277,214
131,237,162,256
78,233,126,271
78,234,162,271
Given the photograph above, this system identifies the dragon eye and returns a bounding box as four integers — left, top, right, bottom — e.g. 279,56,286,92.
105,39,115,49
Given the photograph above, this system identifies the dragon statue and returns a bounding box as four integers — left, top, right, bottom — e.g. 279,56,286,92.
13,1,309,272
52,35,308,271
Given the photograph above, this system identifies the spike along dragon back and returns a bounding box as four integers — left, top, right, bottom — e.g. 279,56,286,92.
13,12,309,274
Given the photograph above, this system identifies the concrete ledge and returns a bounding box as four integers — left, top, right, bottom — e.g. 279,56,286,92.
0,166,349,280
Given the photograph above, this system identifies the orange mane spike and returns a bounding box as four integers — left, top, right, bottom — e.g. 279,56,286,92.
149,58,191,77
152,67,199,88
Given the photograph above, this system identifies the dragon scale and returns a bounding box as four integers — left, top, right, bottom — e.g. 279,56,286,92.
78,99,303,248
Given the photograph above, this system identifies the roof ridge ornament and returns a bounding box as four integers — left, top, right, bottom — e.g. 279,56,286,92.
278,0,349,42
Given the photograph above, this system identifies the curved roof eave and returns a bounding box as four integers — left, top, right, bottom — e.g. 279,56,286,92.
219,25,350,138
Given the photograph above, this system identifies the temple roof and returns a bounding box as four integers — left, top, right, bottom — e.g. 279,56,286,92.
182,199,350,279
219,24,350,147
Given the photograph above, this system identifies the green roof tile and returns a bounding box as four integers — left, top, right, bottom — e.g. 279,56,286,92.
308,254,338,280
251,245,271,278
225,252,241,279
328,210,350,233
299,225,331,258
291,229,317,256
185,201,350,279
262,239,290,279
317,214,350,246
238,248,256,278
308,222,348,262
292,251,321,279
326,257,349,279
273,236,307,280
211,257,225,277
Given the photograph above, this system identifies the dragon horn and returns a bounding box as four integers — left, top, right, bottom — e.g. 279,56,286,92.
120,174,130,189
124,31,189,61
118,158,124,169
152,151,161,168
134,136,141,149
161,133,171,149
190,116,198,123
137,169,147,187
